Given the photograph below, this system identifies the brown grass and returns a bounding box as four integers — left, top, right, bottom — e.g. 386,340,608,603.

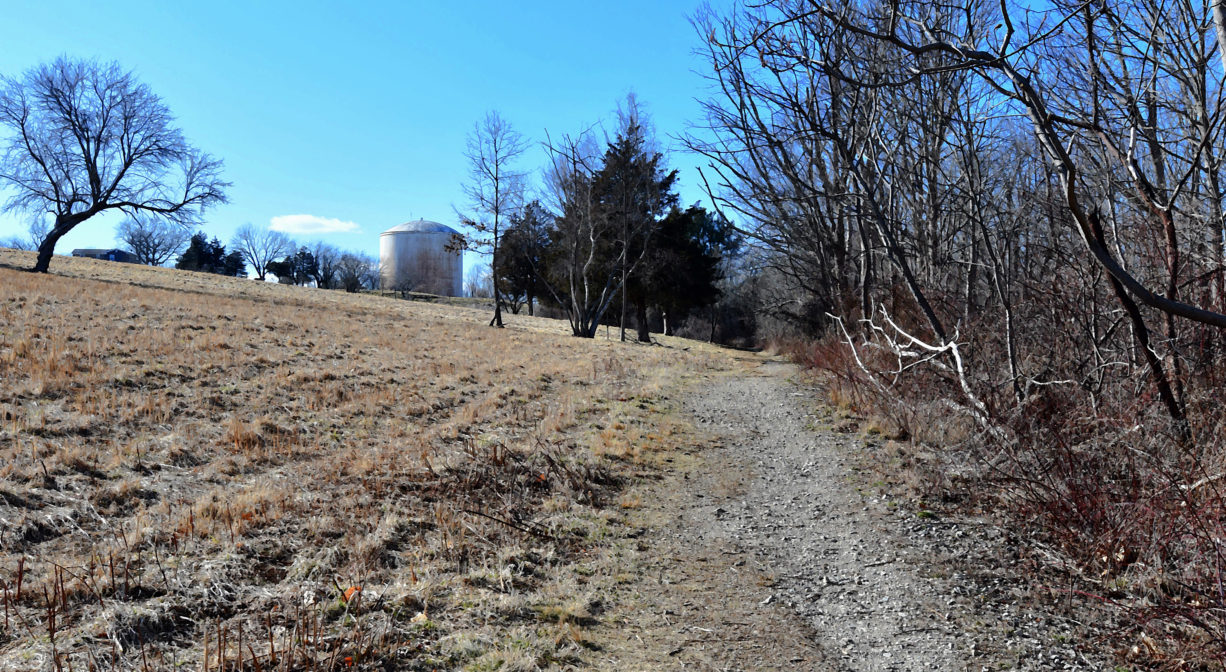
0,248,732,671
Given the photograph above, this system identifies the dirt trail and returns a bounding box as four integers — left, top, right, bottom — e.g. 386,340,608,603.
684,364,965,670
592,360,1102,671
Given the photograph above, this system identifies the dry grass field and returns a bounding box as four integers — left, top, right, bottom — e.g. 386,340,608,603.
0,249,731,671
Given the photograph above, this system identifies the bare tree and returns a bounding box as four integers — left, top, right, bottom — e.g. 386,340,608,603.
690,0,1226,433
542,129,622,337
459,111,529,328
0,218,49,251
0,57,228,272
803,0,1226,432
690,0,1226,654
231,223,293,281
311,242,341,289
118,214,190,266
336,252,377,292
465,263,494,298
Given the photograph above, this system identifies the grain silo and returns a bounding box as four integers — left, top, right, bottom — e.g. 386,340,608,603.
379,219,464,296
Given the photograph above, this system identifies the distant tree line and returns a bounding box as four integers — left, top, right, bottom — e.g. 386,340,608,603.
157,222,377,291
0,218,50,252
259,240,377,292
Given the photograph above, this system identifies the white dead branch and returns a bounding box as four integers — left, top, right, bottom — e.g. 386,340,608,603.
829,306,1005,439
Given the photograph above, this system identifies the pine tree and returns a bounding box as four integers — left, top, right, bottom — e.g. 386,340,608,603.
591,121,678,340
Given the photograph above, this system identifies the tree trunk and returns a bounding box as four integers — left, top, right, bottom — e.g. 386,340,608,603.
963,226,978,325
1206,162,1225,311
845,149,948,342
490,286,504,328
1213,0,1226,75
635,298,650,343
33,235,60,273
619,254,628,342
1088,214,1189,441
857,210,873,329
491,215,504,328
32,213,86,273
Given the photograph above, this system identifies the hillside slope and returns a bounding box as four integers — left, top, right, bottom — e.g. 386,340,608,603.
0,249,728,670
0,250,1115,671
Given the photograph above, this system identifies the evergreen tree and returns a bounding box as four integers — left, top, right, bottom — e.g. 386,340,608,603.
220,250,246,277
265,248,318,285
175,233,213,272
175,232,246,276
630,205,740,339
496,200,552,315
538,115,680,338
264,258,293,283
590,120,678,340
290,248,318,285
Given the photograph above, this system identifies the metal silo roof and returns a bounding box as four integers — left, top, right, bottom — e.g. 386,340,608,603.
381,219,458,235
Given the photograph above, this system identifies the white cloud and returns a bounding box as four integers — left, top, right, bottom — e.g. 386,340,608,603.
269,214,359,235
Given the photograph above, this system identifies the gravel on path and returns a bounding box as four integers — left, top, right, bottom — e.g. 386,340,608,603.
684,365,963,671
593,360,1110,671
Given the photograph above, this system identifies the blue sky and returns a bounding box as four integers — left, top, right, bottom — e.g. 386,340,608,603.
0,0,728,273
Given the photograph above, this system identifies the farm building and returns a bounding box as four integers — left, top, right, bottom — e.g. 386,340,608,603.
72,248,138,263
379,219,464,296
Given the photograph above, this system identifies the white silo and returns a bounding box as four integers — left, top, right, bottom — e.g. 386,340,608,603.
379,220,464,296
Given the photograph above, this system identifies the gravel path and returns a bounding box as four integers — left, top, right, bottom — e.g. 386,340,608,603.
595,361,1110,670
684,365,963,670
